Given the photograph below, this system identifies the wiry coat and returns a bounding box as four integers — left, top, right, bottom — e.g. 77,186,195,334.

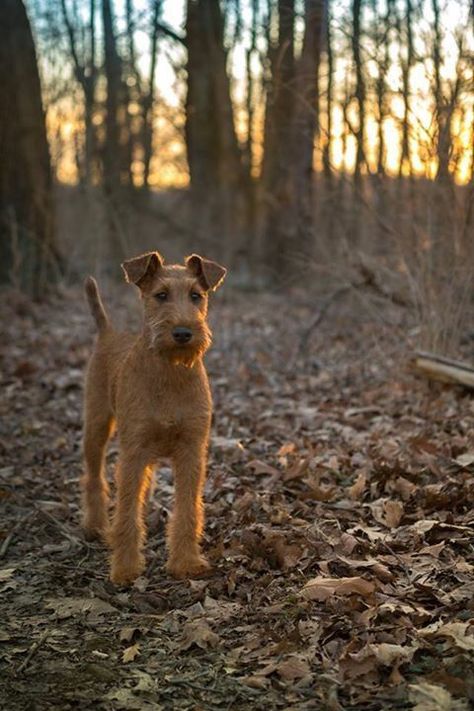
82,251,226,584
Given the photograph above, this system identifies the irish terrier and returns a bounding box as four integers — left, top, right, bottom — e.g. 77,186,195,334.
81,251,226,585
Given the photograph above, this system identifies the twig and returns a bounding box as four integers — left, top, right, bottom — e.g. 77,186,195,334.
34,506,81,546
0,513,34,559
291,285,352,366
16,629,50,674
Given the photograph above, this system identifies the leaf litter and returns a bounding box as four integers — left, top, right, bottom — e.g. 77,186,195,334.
0,285,473,709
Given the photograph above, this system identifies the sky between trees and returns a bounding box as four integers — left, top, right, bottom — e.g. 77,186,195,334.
30,0,474,188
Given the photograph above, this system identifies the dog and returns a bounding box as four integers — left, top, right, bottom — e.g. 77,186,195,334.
82,251,226,584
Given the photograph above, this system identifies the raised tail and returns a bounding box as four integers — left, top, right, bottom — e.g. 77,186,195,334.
85,276,110,332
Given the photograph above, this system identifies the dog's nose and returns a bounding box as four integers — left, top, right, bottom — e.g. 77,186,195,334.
172,327,192,344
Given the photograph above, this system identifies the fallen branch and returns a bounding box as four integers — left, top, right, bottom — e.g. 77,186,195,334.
411,351,474,389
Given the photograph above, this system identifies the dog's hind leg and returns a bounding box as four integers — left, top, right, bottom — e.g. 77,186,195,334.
82,400,114,541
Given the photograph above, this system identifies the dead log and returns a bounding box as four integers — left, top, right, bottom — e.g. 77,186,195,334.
411,351,474,389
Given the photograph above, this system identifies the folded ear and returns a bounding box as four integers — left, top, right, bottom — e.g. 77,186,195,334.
185,254,227,291
121,251,164,289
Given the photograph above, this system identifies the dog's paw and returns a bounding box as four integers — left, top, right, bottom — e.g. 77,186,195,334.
83,523,109,543
110,554,145,586
166,555,212,580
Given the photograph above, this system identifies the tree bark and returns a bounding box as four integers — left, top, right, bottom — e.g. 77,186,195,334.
399,0,413,178
143,0,162,190
0,0,58,295
60,0,97,186
261,0,324,279
322,0,333,183
352,0,366,183
185,0,248,260
102,0,123,195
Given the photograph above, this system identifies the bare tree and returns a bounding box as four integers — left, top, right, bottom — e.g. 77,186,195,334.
143,0,163,190
352,0,366,183
60,0,97,185
398,0,414,179
185,0,249,259
322,0,333,183
102,0,123,195
0,0,59,295
261,0,325,278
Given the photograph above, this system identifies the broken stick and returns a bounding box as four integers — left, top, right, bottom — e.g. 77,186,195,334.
411,351,474,389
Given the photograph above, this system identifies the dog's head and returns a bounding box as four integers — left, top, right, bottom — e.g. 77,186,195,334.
122,251,226,366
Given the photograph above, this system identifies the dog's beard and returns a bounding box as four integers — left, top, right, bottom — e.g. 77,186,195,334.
147,320,211,367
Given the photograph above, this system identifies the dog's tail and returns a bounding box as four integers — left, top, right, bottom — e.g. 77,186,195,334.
85,277,110,333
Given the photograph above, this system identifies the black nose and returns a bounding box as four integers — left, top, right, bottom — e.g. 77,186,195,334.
173,327,192,344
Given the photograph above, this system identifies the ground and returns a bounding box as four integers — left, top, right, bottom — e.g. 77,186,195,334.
0,283,473,710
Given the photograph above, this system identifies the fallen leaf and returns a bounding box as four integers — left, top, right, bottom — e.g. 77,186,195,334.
370,498,404,528
419,621,474,651
301,576,376,601
455,452,474,468
178,619,220,651
46,597,118,620
0,568,16,582
349,470,367,500
119,627,139,643
122,643,140,663
247,459,280,477
276,655,312,683
409,681,469,710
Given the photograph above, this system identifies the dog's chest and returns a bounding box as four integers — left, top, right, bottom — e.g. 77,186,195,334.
150,387,209,438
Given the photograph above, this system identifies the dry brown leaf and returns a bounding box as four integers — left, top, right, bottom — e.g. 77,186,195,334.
370,642,416,665
336,556,395,582
370,498,404,528
454,452,474,468
0,568,16,583
349,470,367,500
122,643,140,663
240,674,270,689
276,656,312,683
409,681,470,710
301,576,375,601
419,621,474,651
247,459,280,477
119,627,139,643
178,619,220,651
278,443,296,456
46,597,118,620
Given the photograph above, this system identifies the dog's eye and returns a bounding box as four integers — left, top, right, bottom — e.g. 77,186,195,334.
155,292,168,301
190,292,202,302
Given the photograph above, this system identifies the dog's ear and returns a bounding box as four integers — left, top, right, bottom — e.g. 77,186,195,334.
185,254,227,291
122,251,163,289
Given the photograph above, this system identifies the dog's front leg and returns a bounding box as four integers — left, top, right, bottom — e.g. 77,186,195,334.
109,452,153,585
167,439,211,579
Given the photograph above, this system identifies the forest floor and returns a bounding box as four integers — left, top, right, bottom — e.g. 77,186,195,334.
0,282,473,710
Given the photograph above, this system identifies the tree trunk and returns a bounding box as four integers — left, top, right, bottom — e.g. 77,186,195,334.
0,0,58,296
261,0,324,280
432,0,450,184
102,0,122,195
185,0,248,262
399,0,413,179
260,0,296,276
143,0,162,190
60,0,97,186
322,0,333,183
352,0,366,183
